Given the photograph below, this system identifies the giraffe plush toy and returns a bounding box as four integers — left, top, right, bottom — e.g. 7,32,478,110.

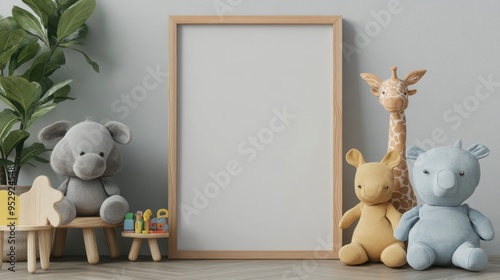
360,66,426,213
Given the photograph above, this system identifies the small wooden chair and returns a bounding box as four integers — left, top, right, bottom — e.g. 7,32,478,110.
52,218,122,264
0,176,64,273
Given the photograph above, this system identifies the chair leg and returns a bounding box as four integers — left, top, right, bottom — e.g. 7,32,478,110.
0,231,3,269
27,231,37,273
104,227,120,258
82,228,99,264
38,229,52,270
128,238,142,261
147,238,162,261
52,228,67,257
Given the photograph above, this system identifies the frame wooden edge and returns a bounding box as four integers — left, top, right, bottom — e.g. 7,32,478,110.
172,250,337,260
168,16,179,257
333,15,343,258
168,15,342,260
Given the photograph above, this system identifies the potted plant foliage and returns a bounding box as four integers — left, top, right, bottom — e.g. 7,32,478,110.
0,0,99,185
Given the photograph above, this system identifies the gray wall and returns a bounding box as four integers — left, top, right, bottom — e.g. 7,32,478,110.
1,0,500,256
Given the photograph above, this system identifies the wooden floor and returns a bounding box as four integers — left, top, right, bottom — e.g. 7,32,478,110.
2,256,500,279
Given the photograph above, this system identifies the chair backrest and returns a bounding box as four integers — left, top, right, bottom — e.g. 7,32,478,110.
18,176,64,227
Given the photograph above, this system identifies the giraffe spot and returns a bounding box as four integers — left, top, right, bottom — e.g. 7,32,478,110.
409,193,417,201
393,201,401,210
400,200,409,209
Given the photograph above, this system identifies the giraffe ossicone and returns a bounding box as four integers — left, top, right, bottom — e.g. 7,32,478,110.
360,66,427,213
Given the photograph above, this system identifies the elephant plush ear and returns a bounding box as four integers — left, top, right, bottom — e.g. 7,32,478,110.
468,144,490,159
105,121,132,144
38,121,71,143
407,146,426,160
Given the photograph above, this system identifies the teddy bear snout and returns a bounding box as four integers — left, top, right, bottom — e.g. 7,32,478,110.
73,153,106,180
361,184,385,199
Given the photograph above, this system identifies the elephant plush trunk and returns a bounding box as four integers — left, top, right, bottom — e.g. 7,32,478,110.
73,154,106,180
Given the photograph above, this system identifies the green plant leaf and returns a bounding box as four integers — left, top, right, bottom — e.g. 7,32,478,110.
0,17,20,32
7,32,39,75
1,129,29,157
19,142,50,165
0,29,26,68
69,47,99,72
0,158,15,167
0,76,37,115
25,104,56,129
0,109,19,140
33,156,50,163
0,91,17,112
12,6,49,45
54,84,73,103
16,41,41,66
22,0,56,27
40,78,72,102
25,48,65,81
60,23,88,45
56,0,79,13
57,0,96,40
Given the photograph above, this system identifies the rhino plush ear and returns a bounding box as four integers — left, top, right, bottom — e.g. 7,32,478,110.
105,121,132,144
468,144,490,159
407,146,426,160
38,121,71,143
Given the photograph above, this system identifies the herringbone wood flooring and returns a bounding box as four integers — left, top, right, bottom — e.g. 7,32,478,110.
2,256,500,279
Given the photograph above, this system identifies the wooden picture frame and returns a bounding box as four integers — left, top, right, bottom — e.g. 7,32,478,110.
168,16,342,259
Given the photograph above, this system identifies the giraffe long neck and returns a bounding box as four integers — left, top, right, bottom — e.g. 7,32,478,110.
388,112,416,212
388,112,406,158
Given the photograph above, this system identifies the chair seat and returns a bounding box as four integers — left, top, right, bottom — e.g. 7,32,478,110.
0,225,53,231
52,217,122,264
56,217,123,228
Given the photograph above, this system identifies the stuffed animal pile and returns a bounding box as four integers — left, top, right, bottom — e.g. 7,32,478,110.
339,148,406,268
39,120,131,225
394,140,495,271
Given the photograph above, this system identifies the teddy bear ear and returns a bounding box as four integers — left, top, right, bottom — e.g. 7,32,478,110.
38,121,71,143
105,121,132,144
346,148,366,168
467,144,490,159
406,146,426,160
380,150,401,169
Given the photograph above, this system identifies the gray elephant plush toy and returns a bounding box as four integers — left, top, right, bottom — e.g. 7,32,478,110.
394,140,495,271
38,120,131,225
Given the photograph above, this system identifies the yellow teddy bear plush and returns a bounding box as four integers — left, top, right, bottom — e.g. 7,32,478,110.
339,148,406,268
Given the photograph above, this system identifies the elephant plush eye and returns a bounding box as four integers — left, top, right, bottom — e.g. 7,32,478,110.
357,185,362,189
403,91,407,95
423,169,429,174
384,186,389,189
80,151,85,156
459,171,465,176
99,152,104,157
381,91,386,95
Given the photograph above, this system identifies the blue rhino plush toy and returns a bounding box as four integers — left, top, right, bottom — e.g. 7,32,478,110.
394,140,494,271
